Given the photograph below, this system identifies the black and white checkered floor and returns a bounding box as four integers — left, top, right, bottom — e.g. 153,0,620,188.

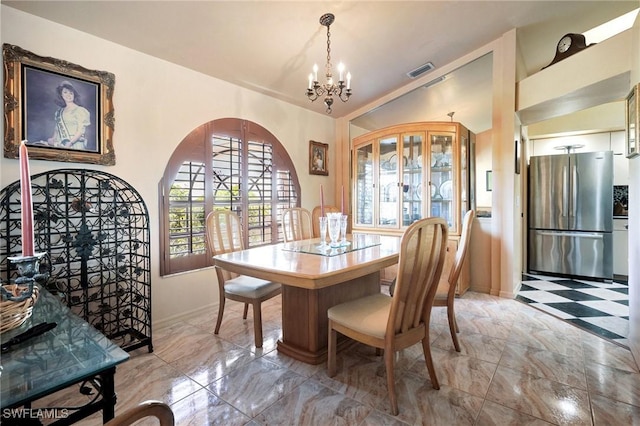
517,273,629,347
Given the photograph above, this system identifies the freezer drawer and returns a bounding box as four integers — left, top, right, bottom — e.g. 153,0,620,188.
528,230,612,279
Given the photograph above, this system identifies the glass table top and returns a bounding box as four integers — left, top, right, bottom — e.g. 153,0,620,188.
0,287,129,408
281,234,382,257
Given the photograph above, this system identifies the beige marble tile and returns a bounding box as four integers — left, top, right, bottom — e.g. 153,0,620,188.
360,409,413,425
254,379,371,425
432,331,507,363
590,393,640,425
456,298,520,323
499,342,587,389
416,346,498,397
515,306,584,337
380,376,484,425
208,357,307,417
263,349,327,378
581,332,639,373
507,322,582,358
168,339,257,387
171,387,251,426
34,290,640,425
456,314,513,340
222,321,281,355
153,324,222,364
34,384,93,426
475,400,555,425
153,319,203,341
585,361,640,407
486,365,591,424
113,351,204,411
314,348,391,408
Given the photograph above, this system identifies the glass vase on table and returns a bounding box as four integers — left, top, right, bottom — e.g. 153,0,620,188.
327,212,342,247
340,214,349,245
318,216,328,248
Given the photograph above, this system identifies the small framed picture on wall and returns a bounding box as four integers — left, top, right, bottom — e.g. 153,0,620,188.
309,140,328,176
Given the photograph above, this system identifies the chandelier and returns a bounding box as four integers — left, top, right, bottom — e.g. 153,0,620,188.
306,13,352,114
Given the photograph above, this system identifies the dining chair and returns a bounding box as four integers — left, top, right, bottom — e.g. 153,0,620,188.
281,207,313,242
205,210,281,348
105,400,174,426
311,205,341,238
434,209,475,352
327,217,448,415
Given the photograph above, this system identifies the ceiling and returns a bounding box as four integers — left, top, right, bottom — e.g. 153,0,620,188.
4,1,637,129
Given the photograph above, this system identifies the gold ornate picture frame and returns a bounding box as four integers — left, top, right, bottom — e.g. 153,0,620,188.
309,140,328,176
3,44,116,165
626,83,639,159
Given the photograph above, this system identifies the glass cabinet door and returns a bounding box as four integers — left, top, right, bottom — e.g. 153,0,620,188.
378,136,399,227
354,143,374,226
429,132,455,228
402,133,424,226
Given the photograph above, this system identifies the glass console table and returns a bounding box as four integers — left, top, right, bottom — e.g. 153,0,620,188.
0,288,129,425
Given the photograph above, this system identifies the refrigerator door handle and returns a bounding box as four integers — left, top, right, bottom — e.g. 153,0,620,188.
537,231,604,239
562,165,568,217
571,164,578,219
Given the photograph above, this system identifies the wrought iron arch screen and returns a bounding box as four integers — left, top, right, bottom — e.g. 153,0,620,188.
0,169,152,353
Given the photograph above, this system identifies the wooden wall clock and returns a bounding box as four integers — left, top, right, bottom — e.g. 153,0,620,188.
542,33,594,69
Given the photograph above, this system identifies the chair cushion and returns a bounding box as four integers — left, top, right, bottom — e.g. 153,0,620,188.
327,293,391,339
225,275,281,298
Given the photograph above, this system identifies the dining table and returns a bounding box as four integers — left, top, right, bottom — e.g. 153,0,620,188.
213,233,401,364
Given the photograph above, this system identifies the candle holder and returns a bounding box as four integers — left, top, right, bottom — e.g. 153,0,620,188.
0,253,47,333
2,252,47,301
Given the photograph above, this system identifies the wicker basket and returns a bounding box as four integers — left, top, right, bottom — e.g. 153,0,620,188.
0,284,39,333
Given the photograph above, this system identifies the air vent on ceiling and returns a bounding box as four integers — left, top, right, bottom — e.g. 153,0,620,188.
407,61,435,79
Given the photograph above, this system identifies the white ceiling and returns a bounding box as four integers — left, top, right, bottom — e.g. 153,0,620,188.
4,1,637,130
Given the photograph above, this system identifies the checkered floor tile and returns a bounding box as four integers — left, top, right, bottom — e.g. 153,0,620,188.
517,273,629,347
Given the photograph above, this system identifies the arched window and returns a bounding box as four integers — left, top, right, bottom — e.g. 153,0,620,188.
159,118,300,276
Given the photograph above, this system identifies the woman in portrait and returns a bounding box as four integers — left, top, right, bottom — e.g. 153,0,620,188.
313,148,324,171
47,80,91,149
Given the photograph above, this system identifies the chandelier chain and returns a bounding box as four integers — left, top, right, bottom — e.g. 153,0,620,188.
325,27,332,78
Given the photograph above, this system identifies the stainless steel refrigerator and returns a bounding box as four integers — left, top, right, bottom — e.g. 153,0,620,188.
528,151,613,280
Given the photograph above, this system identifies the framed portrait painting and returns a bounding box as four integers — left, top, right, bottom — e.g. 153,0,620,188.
3,44,116,165
309,140,328,176
626,83,639,159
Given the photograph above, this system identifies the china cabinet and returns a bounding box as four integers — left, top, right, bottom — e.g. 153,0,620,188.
352,122,474,294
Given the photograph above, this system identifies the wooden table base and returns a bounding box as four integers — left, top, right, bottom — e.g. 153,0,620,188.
277,272,381,364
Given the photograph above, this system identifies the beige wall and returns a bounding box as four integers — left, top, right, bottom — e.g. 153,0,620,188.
0,6,336,326
629,10,640,368
475,129,493,209
527,102,625,137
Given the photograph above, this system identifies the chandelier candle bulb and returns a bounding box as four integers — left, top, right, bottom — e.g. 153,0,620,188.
313,64,318,82
347,72,351,89
338,63,344,81
308,74,313,89
19,140,35,257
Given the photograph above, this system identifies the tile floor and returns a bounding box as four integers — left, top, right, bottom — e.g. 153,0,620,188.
37,290,640,425
517,273,629,347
